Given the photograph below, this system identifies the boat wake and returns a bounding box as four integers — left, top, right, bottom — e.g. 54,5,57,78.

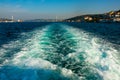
0,23,120,80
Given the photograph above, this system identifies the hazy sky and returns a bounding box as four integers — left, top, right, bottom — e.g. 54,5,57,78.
0,0,120,20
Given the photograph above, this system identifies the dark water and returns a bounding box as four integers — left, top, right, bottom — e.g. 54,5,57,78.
0,22,120,80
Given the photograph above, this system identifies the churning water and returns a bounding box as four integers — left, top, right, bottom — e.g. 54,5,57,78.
0,23,120,80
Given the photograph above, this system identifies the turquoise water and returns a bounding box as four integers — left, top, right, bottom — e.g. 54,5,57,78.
0,23,120,80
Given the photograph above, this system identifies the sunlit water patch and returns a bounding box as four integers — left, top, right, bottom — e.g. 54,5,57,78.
0,23,120,80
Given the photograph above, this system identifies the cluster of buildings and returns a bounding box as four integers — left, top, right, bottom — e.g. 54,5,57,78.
0,18,13,23
65,10,120,22
0,16,23,23
108,10,120,22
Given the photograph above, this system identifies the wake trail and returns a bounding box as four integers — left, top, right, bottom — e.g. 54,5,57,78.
39,24,103,80
0,23,120,80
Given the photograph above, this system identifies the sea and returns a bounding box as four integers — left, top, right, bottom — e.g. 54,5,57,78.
0,22,120,80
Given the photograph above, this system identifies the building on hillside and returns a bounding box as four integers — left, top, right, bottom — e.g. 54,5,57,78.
17,19,23,22
114,18,120,22
84,16,93,22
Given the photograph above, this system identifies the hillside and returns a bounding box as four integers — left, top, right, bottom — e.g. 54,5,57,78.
65,10,120,22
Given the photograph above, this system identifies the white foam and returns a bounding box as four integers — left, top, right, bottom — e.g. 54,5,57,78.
65,24,120,80
0,25,80,80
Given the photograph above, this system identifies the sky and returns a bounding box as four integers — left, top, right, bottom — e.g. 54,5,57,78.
0,0,120,20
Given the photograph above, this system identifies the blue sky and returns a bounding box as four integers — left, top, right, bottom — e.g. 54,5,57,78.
0,0,120,20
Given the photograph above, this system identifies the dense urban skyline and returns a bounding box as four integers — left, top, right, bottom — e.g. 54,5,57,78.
0,0,120,20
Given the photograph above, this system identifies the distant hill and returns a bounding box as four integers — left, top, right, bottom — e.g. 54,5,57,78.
65,10,120,22
24,19,62,22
